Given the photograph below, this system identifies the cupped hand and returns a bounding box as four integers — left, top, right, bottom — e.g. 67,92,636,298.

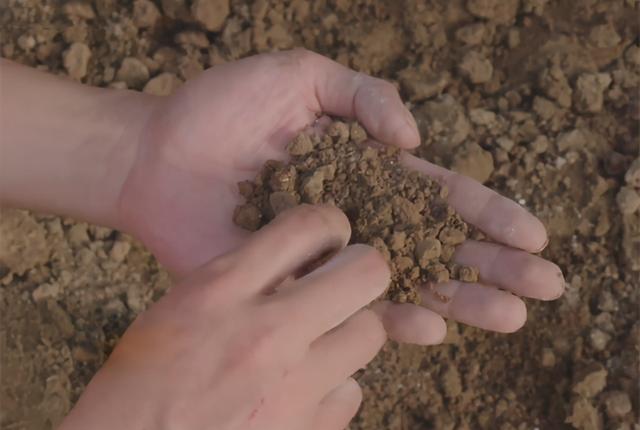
61,205,393,430
118,49,564,342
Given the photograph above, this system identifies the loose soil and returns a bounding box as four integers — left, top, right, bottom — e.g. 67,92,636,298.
233,121,479,304
1,1,638,430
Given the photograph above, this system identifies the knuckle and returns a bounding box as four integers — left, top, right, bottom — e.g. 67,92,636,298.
357,309,387,348
284,204,343,237
369,77,398,94
186,253,243,304
519,256,539,284
285,48,317,70
203,252,238,279
230,322,281,371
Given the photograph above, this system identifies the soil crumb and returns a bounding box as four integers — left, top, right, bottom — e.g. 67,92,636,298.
233,121,478,304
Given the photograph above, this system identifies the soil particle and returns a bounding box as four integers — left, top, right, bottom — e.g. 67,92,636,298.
468,108,497,127
625,44,640,68
109,240,131,263
556,128,587,152
566,397,602,430
398,69,450,102
604,391,632,418
0,210,50,276
455,23,486,46
32,283,61,302
415,238,442,267
62,1,96,20
539,64,573,108
466,0,519,24
234,122,476,304
616,186,640,215
451,142,495,184
115,57,150,89
191,0,230,32
625,157,640,188
573,362,608,398
143,72,182,96
573,73,612,113
232,203,261,232
441,365,462,398
541,348,556,367
588,24,621,49
133,0,161,29
17,35,36,52
175,31,210,48
588,328,611,351
415,95,471,150
62,42,91,80
619,157,640,271
458,50,494,84
287,132,314,156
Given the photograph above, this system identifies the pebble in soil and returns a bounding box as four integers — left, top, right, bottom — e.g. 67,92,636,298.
233,121,479,305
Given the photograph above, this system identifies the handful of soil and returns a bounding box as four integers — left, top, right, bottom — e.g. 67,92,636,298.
233,121,478,304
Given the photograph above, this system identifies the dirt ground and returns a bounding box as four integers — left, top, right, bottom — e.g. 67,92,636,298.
1,0,639,429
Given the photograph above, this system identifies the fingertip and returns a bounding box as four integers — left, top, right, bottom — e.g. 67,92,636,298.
546,266,566,301
353,78,420,150
426,282,528,334
530,218,549,253
338,377,363,402
375,302,447,345
391,112,421,149
496,296,528,333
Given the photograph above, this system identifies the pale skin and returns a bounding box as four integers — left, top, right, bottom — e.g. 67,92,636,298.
0,49,564,429
61,204,392,430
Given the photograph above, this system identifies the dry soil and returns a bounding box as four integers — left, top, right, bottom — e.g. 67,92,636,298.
234,121,480,304
0,1,638,429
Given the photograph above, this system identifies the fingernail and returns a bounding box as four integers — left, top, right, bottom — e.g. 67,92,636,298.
405,107,417,126
552,270,566,300
312,244,366,274
534,237,549,253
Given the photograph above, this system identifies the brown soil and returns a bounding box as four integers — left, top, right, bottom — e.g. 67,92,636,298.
1,1,639,430
234,122,479,304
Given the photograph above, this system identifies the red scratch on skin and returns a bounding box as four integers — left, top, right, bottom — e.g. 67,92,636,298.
248,397,265,422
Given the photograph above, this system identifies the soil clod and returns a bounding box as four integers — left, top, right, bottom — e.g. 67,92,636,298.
234,122,476,304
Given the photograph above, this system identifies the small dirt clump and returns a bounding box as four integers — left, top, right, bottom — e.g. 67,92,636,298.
233,121,477,304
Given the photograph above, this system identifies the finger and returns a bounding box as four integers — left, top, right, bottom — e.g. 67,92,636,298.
420,281,527,333
371,302,447,345
401,152,548,252
290,49,420,149
212,204,351,298
454,240,565,300
302,309,386,396
311,378,363,430
273,244,390,337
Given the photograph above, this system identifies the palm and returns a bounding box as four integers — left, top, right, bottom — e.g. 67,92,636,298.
120,54,319,275
118,50,564,335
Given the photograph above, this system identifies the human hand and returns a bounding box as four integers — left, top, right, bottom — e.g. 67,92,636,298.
117,50,564,337
60,205,392,430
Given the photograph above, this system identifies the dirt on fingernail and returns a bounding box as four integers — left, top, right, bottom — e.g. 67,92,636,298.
233,120,480,304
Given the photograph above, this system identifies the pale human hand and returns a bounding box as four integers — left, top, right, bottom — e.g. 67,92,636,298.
0,52,563,343
117,49,564,337
60,205,391,430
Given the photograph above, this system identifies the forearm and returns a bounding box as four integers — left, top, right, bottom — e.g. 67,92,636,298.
0,59,155,227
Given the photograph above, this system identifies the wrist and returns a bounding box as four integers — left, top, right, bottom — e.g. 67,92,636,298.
73,88,159,229
0,60,159,227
